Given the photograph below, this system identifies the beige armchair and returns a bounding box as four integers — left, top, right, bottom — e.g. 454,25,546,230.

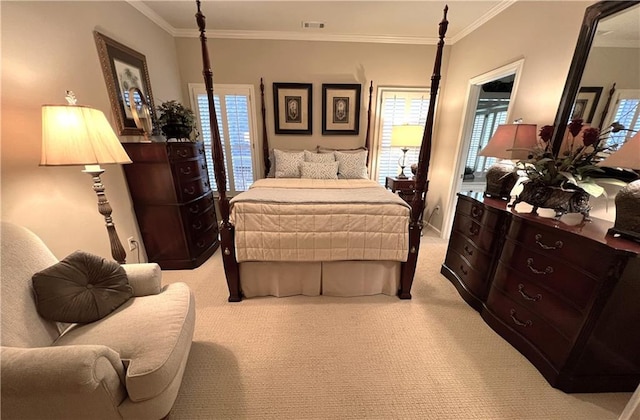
1,222,195,419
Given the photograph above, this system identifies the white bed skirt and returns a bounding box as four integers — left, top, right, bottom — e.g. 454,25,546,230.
239,260,401,298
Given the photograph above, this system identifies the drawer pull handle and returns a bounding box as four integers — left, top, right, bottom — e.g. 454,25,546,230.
468,224,479,236
192,221,203,230
510,309,532,327
184,186,196,195
527,258,553,275
535,234,563,250
180,167,192,175
189,205,200,214
197,239,207,248
471,205,483,218
463,245,473,256
518,284,542,302
460,265,468,275
176,150,189,158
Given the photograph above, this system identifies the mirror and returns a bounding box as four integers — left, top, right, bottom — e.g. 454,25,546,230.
551,0,640,156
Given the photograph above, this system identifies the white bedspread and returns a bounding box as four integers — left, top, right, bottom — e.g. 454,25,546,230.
230,179,410,262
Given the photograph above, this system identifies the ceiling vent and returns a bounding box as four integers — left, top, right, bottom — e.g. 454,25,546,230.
302,21,325,29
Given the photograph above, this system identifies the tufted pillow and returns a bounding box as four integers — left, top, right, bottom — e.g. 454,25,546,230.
274,149,304,178
300,161,340,179
32,251,133,323
304,150,335,163
335,150,369,179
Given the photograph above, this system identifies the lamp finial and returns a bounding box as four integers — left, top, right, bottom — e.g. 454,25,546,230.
65,90,77,105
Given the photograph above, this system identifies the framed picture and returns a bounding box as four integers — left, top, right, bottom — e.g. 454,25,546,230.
94,31,157,136
322,83,361,135
571,86,603,123
273,83,312,135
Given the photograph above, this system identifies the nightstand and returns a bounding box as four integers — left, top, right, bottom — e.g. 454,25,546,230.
385,176,415,203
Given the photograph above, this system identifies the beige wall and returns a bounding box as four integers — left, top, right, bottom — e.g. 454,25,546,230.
1,1,182,259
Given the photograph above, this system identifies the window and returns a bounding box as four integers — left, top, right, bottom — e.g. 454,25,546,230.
374,88,430,184
604,89,640,148
465,97,509,176
189,84,258,196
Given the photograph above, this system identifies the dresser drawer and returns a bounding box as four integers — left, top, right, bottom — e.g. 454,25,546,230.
167,143,205,161
499,240,599,310
507,217,616,279
456,196,502,230
172,157,208,183
176,177,211,203
444,249,489,299
452,213,500,253
188,223,218,255
492,263,587,340
448,230,493,275
487,286,572,367
183,192,215,217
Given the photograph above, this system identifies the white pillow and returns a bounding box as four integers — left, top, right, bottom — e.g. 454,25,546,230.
274,149,304,178
300,161,339,179
335,150,368,179
304,150,335,163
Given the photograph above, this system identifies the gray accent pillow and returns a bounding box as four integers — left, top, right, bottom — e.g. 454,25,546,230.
32,251,133,323
335,150,369,179
274,149,304,178
300,161,339,179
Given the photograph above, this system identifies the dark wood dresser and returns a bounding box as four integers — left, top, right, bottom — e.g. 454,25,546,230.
122,142,219,269
442,192,640,393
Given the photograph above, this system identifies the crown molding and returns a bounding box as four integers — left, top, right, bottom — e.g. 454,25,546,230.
450,0,517,44
126,1,176,36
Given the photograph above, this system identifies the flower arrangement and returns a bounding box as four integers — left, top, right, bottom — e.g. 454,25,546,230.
156,100,198,141
515,118,629,197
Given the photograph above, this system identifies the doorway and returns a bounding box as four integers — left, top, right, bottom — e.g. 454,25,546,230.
442,59,524,239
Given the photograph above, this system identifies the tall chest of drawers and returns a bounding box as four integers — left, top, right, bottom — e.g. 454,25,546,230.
122,142,219,269
443,193,640,392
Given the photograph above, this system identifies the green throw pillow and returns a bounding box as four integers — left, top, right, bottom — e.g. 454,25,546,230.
32,250,133,323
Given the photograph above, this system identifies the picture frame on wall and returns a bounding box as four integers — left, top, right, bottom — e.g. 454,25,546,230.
322,83,361,135
273,83,312,135
94,31,157,136
571,86,603,123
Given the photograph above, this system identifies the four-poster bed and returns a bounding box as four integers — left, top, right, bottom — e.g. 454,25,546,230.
195,1,449,301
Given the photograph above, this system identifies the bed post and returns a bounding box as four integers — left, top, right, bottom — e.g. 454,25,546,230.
365,81,373,169
260,78,271,177
195,1,242,302
399,6,448,299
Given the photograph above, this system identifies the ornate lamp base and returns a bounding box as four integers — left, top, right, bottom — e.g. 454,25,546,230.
484,163,518,201
609,180,640,242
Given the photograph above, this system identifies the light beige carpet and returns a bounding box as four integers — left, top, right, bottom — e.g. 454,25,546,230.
161,234,632,419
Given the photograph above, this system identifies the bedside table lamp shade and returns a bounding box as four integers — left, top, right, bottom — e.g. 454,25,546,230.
478,123,537,200
41,93,132,264
391,125,423,179
597,132,640,241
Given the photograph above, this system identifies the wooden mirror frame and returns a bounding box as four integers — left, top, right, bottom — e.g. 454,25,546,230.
550,0,639,157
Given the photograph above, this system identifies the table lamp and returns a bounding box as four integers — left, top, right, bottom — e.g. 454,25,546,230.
597,131,640,241
41,91,132,263
478,123,538,200
390,124,423,179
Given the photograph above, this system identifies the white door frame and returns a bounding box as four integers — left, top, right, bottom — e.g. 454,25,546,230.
441,59,525,239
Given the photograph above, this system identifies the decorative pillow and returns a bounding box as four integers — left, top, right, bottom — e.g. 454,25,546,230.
304,150,335,163
300,161,339,179
335,150,369,179
274,149,304,178
32,251,133,323
317,145,367,154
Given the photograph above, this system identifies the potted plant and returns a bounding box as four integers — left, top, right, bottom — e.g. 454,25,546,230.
156,100,197,141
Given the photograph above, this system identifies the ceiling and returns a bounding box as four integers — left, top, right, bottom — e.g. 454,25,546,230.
129,1,516,44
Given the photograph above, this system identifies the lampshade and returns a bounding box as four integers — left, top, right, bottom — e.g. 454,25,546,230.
41,104,131,166
390,125,423,148
478,123,538,160
597,131,640,170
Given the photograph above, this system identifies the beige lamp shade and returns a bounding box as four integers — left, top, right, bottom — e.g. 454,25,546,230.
597,131,640,170
478,123,538,160
390,125,423,148
41,105,131,166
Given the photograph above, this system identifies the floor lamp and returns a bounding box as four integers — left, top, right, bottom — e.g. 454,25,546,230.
478,123,538,200
41,92,132,264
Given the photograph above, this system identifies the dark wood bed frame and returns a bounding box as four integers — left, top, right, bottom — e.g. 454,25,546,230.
195,0,449,302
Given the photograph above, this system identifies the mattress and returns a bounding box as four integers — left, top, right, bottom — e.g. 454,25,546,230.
229,178,411,262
